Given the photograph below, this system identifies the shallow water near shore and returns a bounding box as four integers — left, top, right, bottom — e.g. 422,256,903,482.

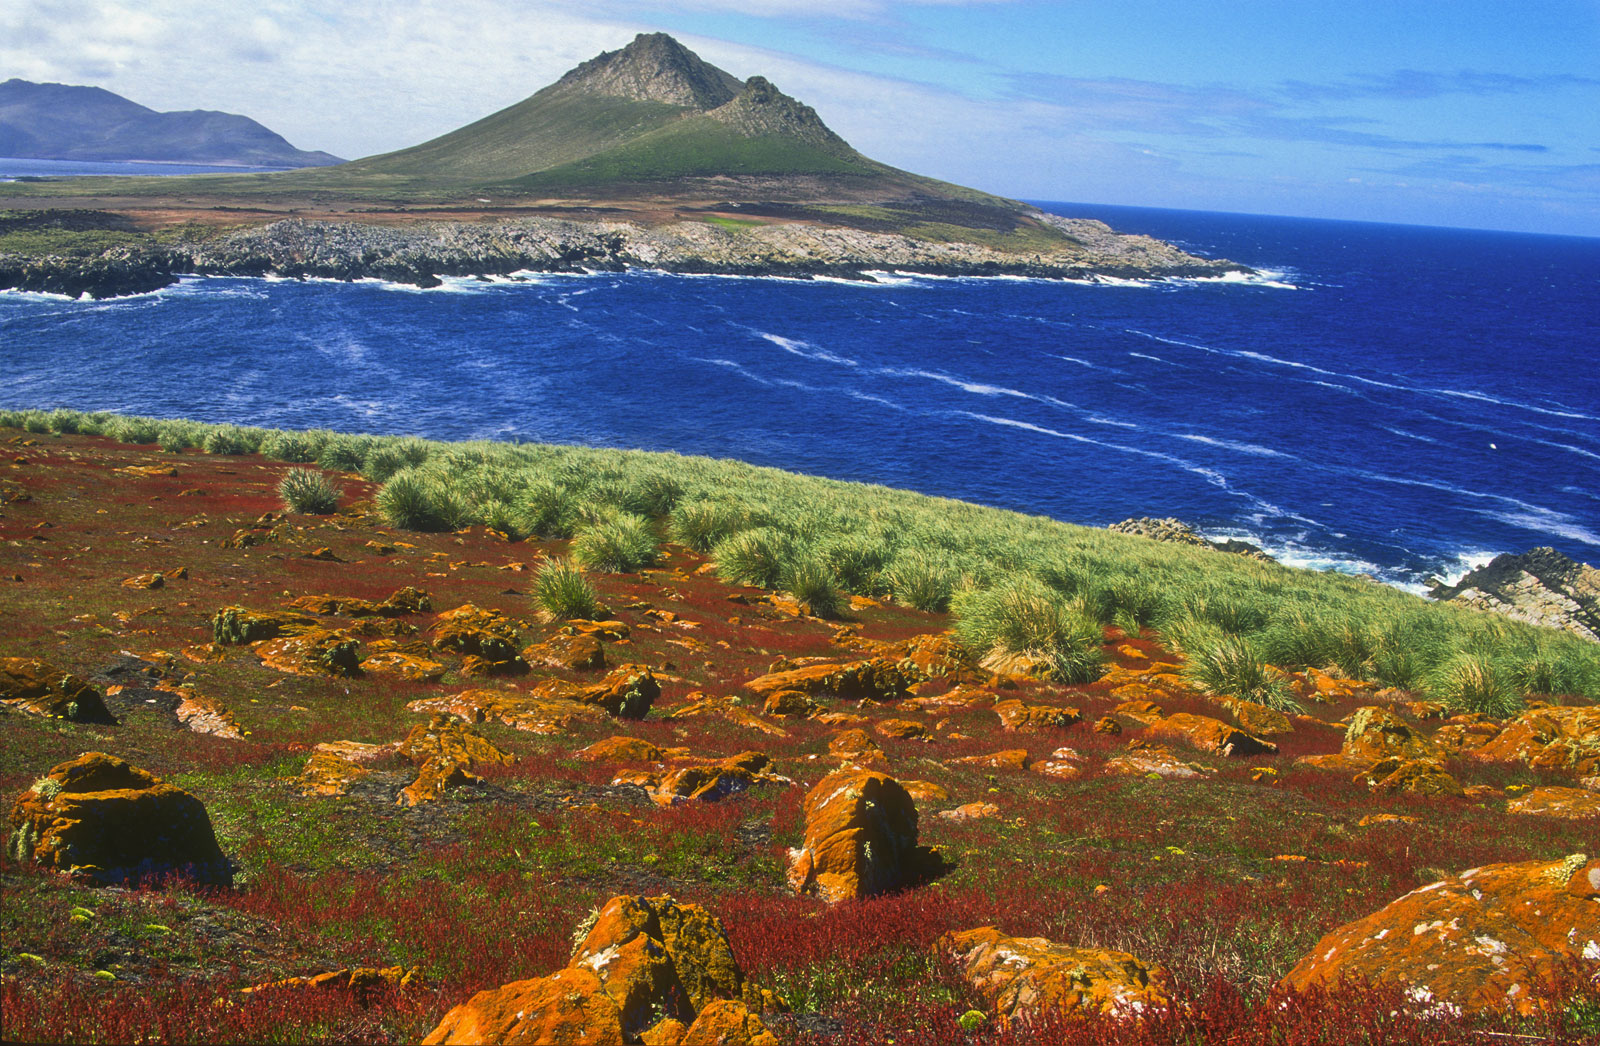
3,201,1597,590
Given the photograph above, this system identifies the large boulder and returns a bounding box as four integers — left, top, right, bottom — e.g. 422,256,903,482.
1145,713,1276,757
1304,705,1439,773
1280,854,1600,1015
0,657,115,723
939,926,1174,1025
744,658,913,702
423,895,774,1045
787,769,929,902
1474,706,1600,777
256,629,363,677
211,607,318,645
6,752,231,886
408,689,609,735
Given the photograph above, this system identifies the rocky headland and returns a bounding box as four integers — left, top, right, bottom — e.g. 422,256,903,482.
1430,546,1600,643
0,211,1243,299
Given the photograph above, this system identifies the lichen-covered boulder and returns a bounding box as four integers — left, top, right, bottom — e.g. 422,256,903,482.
424,895,772,1045
0,657,115,723
762,689,820,719
394,714,514,807
1475,706,1600,777
1506,786,1600,819
211,607,318,645
422,966,624,1045
939,926,1174,1026
1343,706,1440,766
1279,854,1600,1015
744,658,912,701
992,699,1081,732
1103,740,1213,780
524,632,606,671
787,769,927,902
1146,712,1276,757
7,752,231,886
578,736,665,763
1358,757,1465,797
581,664,660,719
408,689,608,735
256,629,362,677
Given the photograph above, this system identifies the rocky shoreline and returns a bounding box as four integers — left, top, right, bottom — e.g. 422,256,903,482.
0,212,1246,299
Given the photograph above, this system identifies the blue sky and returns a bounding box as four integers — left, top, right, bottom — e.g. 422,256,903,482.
6,0,1598,234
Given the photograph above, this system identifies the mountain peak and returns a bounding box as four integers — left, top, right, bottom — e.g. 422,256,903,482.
557,32,743,109
707,76,853,152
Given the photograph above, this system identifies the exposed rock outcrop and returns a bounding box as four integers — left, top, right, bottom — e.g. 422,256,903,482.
940,926,1174,1025
0,657,115,723
422,894,776,1045
1280,854,1600,1015
7,752,231,885
1106,517,1275,563
1429,547,1600,643
787,769,931,902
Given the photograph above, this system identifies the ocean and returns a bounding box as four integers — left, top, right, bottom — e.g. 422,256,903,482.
2,201,1596,592
0,157,294,179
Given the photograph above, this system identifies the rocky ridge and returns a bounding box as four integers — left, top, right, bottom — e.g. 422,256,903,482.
0,213,1243,299
1429,547,1600,643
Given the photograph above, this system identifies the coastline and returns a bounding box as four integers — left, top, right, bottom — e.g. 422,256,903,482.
0,212,1247,299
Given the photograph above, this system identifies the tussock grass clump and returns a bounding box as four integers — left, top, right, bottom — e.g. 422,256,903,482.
259,431,323,463
572,512,658,573
783,555,842,618
361,438,431,482
954,575,1106,683
376,469,451,531
46,409,80,434
713,527,792,589
515,482,581,539
1431,652,1524,718
884,551,956,612
202,425,255,455
316,435,372,473
110,417,160,444
670,500,747,552
278,468,341,514
533,558,599,621
1177,626,1302,713
822,534,892,594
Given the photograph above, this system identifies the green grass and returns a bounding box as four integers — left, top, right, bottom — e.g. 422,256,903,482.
10,407,1600,707
570,512,658,573
278,469,341,515
531,558,600,621
952,575,1107,683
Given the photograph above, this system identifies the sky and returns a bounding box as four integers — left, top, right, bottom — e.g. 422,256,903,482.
5,0,1599,236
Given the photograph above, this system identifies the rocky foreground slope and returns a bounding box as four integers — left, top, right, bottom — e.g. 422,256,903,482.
0,210,1241,299
1,429,1595,1044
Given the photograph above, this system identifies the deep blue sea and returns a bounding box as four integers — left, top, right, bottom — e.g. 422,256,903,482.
3,200,1597,592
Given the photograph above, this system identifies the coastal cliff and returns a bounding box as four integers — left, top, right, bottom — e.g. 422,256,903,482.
0,212,1241,299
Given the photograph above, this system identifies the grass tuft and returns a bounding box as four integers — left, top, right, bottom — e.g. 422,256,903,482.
1430,652,1524,718
954,574,1105,683
533,558,599,621
571,512,658,573
278,468,341,514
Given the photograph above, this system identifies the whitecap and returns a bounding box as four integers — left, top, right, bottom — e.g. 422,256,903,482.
755,331,858,367
1175,433,1293,458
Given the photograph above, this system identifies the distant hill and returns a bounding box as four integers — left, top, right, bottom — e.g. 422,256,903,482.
0,79,344,168
327,33,1024,220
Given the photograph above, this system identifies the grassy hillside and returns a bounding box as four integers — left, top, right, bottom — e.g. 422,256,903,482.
7,407,1596,711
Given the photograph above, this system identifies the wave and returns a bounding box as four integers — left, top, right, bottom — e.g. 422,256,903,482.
1472,509,1600,547
959,412,1234,491
693,357,825,394
1127,352,1180,366
754,331,859,367
1174,433,1293,458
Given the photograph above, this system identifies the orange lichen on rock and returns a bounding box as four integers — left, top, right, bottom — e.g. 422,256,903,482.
787,769,928,903
1145,712,1276,758
939,926,1174,1026
423,895,774,1045
0,657,115,723
6,752,231,885
744,658,912,701
1280,854,1600,1015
